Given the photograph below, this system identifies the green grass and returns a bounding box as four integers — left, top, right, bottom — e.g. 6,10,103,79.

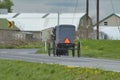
37,40,120,60
0,19,18,30
0,59,120,80
1,40,120,59
80,40,120,59
0,42,43,49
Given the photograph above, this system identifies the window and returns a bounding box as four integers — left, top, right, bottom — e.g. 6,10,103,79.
104,22,108,26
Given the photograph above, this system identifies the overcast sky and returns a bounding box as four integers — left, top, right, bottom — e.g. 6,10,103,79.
11,0,120,20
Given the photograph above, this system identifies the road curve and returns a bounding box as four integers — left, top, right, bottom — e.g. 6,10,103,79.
0,49,120,72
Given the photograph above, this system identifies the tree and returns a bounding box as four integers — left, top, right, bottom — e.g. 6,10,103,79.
0,0,14,12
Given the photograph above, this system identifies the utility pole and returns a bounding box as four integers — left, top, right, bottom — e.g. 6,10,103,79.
86,0,89,39
86,0,89,20
96,0,99,40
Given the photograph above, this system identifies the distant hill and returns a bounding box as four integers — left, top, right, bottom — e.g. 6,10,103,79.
0,19,19,30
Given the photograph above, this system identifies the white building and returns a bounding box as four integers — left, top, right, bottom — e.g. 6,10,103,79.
93,13,120,40
94,26,120,40
0,13,87,41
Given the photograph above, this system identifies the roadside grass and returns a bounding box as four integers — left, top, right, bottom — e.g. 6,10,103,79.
37,40,120,60
80,40,120,59
0,59,120,80
0,42,43,49
1,40,120,59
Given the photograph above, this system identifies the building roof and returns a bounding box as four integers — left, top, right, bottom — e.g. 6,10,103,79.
44,13,85,29
16,13,46,18
0,13,17,19
1,13,85,31
97,13,120,25
115,13,120,18
94,26,120,40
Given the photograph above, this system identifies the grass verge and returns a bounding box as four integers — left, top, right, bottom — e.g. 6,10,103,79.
0,59,120,80
80,40,120,59
37,40,120,60
1,40,120,59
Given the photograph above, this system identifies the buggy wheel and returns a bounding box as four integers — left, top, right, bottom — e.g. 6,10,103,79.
53,42,56,56
64,49,69,56
56,49,60,56
72,45,75,57
77,42,80,57
48,43,51,56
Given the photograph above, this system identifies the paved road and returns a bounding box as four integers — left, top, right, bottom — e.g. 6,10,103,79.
0,49,120,72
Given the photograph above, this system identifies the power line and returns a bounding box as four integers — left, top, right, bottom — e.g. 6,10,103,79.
72,0,79,24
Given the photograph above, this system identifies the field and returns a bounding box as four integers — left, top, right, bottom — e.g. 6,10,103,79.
0,59,120,80
80,40,120,59
0,40,120,59
36,40,120,60
0,40,120,80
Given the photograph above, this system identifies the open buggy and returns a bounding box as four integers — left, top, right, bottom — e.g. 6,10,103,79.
48,25,80,57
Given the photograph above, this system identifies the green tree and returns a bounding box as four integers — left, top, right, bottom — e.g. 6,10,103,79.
0,0,14,12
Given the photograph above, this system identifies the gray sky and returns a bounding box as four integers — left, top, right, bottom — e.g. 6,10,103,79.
11,0,120,20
